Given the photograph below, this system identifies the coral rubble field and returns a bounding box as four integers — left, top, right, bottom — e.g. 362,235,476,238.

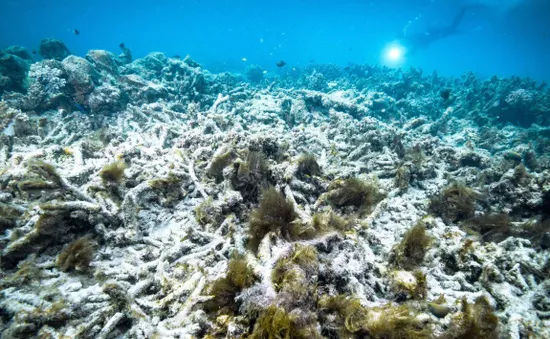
0,42,549,338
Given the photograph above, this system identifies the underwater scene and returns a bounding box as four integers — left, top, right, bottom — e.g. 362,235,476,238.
1,0,550,338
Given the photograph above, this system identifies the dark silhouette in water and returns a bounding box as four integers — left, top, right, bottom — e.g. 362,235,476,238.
401,6,480,53
118,42,132,64
440,88,451,100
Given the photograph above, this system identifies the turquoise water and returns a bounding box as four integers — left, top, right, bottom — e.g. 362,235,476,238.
2,0,549,80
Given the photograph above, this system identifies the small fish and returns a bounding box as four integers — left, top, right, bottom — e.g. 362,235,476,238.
32,50,37,55
276,60,287,68
241,57,247,62
119,42,125,49
428,303,451,318
74,103,88,114
173,55,181,59
73,29,80,35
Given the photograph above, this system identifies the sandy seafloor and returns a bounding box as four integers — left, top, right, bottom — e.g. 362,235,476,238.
0,46,549,339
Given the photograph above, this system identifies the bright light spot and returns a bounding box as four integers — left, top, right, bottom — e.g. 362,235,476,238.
388,47,402,61
381,41,406,68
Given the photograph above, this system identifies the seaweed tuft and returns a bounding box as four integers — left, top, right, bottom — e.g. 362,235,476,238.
232,151,269,199
441,296,499,339
56,236,94,272
318,294,369,335
249,305,321,339
300,211,351,239
202,253,257,317
364,303,431,339
319,296,431,338
463,213,513,243
99,161,126,185
327,177,384,215
272,244,319,299
296,153,322,178
208,150,235,183
430,183,480,223
248,187,298,252
390,220,432,270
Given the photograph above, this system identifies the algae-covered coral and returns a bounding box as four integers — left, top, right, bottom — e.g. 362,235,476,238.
0,42,549,339
247,186,298,251
56,236,94,272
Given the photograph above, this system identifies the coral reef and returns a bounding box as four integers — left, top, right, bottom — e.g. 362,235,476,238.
245,65,265,84
0,48,30,93
38,38,71,61
0,45,548,339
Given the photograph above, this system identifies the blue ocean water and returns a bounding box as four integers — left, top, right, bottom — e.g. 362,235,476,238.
1,0,550,80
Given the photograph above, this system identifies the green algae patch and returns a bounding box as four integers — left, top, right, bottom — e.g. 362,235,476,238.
99,161,126,185
248,187,298,252
202,254,258,317
56,236,94,272
430,183,480,223
442,296,499,339
327,177,384,216
296,153,322,178
207,150,235,182
390,219,432,270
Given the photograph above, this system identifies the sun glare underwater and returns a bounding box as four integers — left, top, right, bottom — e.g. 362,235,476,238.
1,0,550,338
381,41,407,68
